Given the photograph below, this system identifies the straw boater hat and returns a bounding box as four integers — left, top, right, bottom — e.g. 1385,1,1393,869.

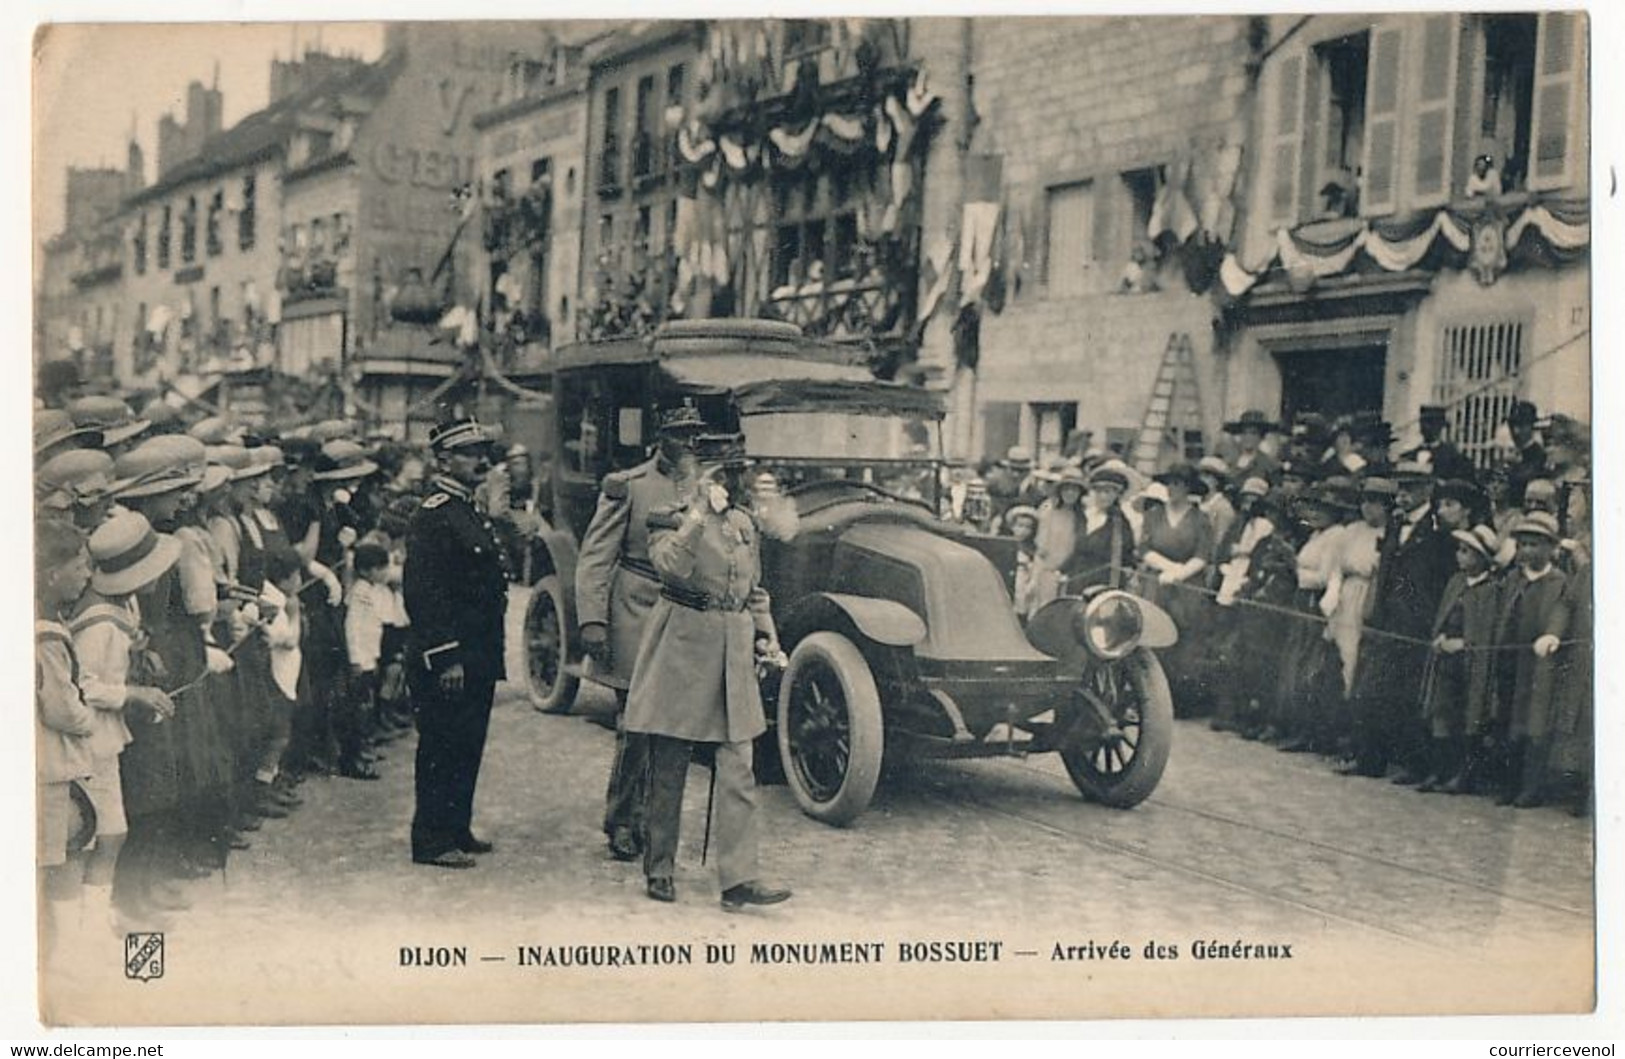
1053,463,1088,490
68,396,151,448
1001,445,1034,471
1087,464,1129,491
36,449,116,512
88,509,183,597
312,439,381,481
34,408,103,461
1238,476,1271,499
1511,511,1561,541
188,416,246,446
111,436,207,499
1451,524,1499,559
1132,482,1171,510
1196,455,1230,482
1391,459,1434,483
1003,504,1039,528
1360,476,1399,502
309,419,358,443
204,445,252,494
239,445,284,480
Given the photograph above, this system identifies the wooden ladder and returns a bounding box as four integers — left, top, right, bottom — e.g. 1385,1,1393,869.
1129,332,1204,475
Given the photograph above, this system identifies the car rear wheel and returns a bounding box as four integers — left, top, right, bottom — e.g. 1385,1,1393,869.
524,575,579,714
1060,648,1173,808
778,632,883,826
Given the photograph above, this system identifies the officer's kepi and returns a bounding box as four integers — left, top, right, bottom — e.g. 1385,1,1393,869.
430,418,497,456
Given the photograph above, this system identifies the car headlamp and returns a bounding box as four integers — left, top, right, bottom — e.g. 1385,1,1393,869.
1071,591,1144,660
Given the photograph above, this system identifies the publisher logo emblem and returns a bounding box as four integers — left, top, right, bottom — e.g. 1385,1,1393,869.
125,932,164,981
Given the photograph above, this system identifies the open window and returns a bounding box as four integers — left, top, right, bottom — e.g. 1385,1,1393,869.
1313,33,1368,218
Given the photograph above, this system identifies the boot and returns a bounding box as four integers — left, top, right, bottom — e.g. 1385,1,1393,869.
1496,740,1525,806
1438,738,1473,794
1513,739,1549,808
1415,739,1450,792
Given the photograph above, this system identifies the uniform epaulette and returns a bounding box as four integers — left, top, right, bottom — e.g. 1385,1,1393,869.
602,462,650,501
422,493,451,510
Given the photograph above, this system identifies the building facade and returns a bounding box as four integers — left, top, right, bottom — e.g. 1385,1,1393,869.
1223,11,1590,461
917,16,1257,464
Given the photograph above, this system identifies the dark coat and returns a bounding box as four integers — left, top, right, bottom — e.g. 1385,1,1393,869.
1493,565,1569,739
1421,571,1500,736
1061,505,1136,590
402,476,509,685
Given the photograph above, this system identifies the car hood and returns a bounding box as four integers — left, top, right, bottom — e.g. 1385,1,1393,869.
832,522,1052,663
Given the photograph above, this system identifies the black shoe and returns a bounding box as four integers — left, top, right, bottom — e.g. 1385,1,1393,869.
226,831,253,851
1391,769,1424,786
1513,790,1546,809
1277,737,1315,754
720,881,792,912
338,761,382,781
414,849,478,869
457,835,494,855
608,827,641,862
646,877,676,903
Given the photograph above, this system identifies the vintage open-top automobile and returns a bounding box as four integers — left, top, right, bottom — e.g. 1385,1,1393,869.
522,319,1175,825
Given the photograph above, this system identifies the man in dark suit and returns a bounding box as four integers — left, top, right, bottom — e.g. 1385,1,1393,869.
1402,405,1477,484
402,418,509,869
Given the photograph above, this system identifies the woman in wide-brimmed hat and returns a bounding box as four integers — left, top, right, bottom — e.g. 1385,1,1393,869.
1319,477,1397,714
1137,461,1216,707
1222,409,1281,483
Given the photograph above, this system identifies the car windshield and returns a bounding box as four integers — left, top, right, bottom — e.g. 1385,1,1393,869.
742,410,943,508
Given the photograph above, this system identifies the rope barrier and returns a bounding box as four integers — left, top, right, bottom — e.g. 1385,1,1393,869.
1048,561,1589,654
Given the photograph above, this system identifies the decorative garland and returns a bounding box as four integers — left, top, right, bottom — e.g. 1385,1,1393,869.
1220,197,1590,297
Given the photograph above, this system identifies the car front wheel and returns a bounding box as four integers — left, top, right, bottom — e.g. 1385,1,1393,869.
777,632,884,826
1059,648,1173,808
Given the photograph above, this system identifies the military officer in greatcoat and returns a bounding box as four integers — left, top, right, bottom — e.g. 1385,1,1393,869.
623,434,792,912
574,401,708,862
402,418,509,869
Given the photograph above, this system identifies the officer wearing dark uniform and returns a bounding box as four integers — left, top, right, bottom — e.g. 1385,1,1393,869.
402,419,508,869
574,401,707,861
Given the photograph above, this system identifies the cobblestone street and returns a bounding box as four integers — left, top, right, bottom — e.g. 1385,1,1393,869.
45,590,1595,1026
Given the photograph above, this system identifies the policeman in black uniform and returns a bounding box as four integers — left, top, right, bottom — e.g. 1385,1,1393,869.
403,418,509,869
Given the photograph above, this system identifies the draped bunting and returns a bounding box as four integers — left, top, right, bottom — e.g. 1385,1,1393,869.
1219,197,1589,298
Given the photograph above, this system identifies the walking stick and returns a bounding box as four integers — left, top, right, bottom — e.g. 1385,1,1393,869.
701,756,717,866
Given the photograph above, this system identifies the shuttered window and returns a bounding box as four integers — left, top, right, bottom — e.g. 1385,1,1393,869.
1408,14,1459,206
1434,319,1526,469
1361,23,1405,215
1529,11,1584,190
1045,180,1095,297
1267,53,1306,229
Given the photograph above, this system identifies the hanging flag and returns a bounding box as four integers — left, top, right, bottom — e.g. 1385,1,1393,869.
958,154,1003,308
918,232,956,324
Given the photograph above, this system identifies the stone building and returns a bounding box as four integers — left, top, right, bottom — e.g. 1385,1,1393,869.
911,16,1257,464
37,159,141,386
1222,11,1590,462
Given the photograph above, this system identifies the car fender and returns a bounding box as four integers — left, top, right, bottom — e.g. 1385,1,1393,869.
534,529,581,641
781,592,928,648
1026,592,1178,665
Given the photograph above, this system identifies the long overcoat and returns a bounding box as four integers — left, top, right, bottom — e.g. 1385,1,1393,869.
623,503,776,745
574,456,683,689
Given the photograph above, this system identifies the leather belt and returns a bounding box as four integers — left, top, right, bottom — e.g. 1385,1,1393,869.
618,556,659,581
662,584,747,613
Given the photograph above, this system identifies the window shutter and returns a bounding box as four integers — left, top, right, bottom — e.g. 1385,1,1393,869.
1361,22,1406,216
1529,11,1585,191
1407,13,1459,206
1266,53,1306,229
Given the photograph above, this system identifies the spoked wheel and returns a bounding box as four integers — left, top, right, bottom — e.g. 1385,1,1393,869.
777,632,883,826
524,575,579,714
1060,649,1173,808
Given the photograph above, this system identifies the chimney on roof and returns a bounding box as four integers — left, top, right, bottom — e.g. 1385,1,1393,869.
126,138,145,194
155,78,225,178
